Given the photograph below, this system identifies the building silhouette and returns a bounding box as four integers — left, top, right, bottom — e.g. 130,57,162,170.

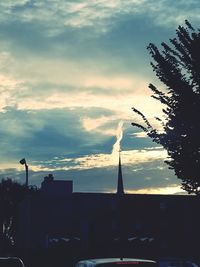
16,159,200,260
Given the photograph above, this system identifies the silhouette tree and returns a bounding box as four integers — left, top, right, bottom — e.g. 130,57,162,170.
0,178,39,249
132,20,200,194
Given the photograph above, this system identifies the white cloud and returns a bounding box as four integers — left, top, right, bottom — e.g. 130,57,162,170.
0,75,24,111
126,185,185,195
0,74,20,88
82,116,126,138
15,89,162,125
7,55,147,91
82,116,113,132
27,147,167,172
83,75,136,90
0,52,162,122
130,132,148,138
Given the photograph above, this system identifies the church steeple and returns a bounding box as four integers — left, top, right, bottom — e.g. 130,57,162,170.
117,152,124,195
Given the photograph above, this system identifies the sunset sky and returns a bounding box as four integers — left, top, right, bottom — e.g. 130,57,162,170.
0,0,199,194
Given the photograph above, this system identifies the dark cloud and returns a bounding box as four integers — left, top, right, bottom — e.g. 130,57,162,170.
0,107,117,162
122,123,159,151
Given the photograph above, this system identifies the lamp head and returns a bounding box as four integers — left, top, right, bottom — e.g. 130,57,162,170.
20,158,26,165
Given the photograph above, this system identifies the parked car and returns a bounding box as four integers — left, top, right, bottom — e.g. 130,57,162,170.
159,258,198,267
76,258,158,267
0,257,25,267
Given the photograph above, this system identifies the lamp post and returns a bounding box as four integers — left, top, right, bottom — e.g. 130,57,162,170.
19,158,28,187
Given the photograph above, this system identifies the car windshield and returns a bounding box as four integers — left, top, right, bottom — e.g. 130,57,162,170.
97,262,157,267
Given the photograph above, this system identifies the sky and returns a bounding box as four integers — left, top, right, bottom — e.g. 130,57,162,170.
0,0,200,194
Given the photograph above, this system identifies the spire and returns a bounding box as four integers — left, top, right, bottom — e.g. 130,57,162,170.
117,151,124,195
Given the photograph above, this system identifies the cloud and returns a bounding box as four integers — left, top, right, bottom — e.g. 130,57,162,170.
82,116,115,132
129,132,148,138
1,1,195,122
0,110,179,195
0,151,181,194
0,107,123,163
0,105,166,171
0,0,195,196
0,51,163,122
0,1,147,33
26,146,167,173
126,185,185,195
0,0,199,37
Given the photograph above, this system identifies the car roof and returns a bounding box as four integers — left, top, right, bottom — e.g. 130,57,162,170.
159,258,198,267
77,258,156,265
0,257,24,266
0,257,22,260
159,258,195,262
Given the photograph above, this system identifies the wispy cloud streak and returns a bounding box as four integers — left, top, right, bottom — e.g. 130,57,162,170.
112,121,123,155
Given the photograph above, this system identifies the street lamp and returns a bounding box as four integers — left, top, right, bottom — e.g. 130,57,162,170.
19,158,28,187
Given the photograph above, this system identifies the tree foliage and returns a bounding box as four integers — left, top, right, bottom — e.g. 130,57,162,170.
0,178,39,249
132,20,200,194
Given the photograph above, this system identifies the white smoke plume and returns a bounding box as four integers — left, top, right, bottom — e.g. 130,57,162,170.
112,121,124,155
